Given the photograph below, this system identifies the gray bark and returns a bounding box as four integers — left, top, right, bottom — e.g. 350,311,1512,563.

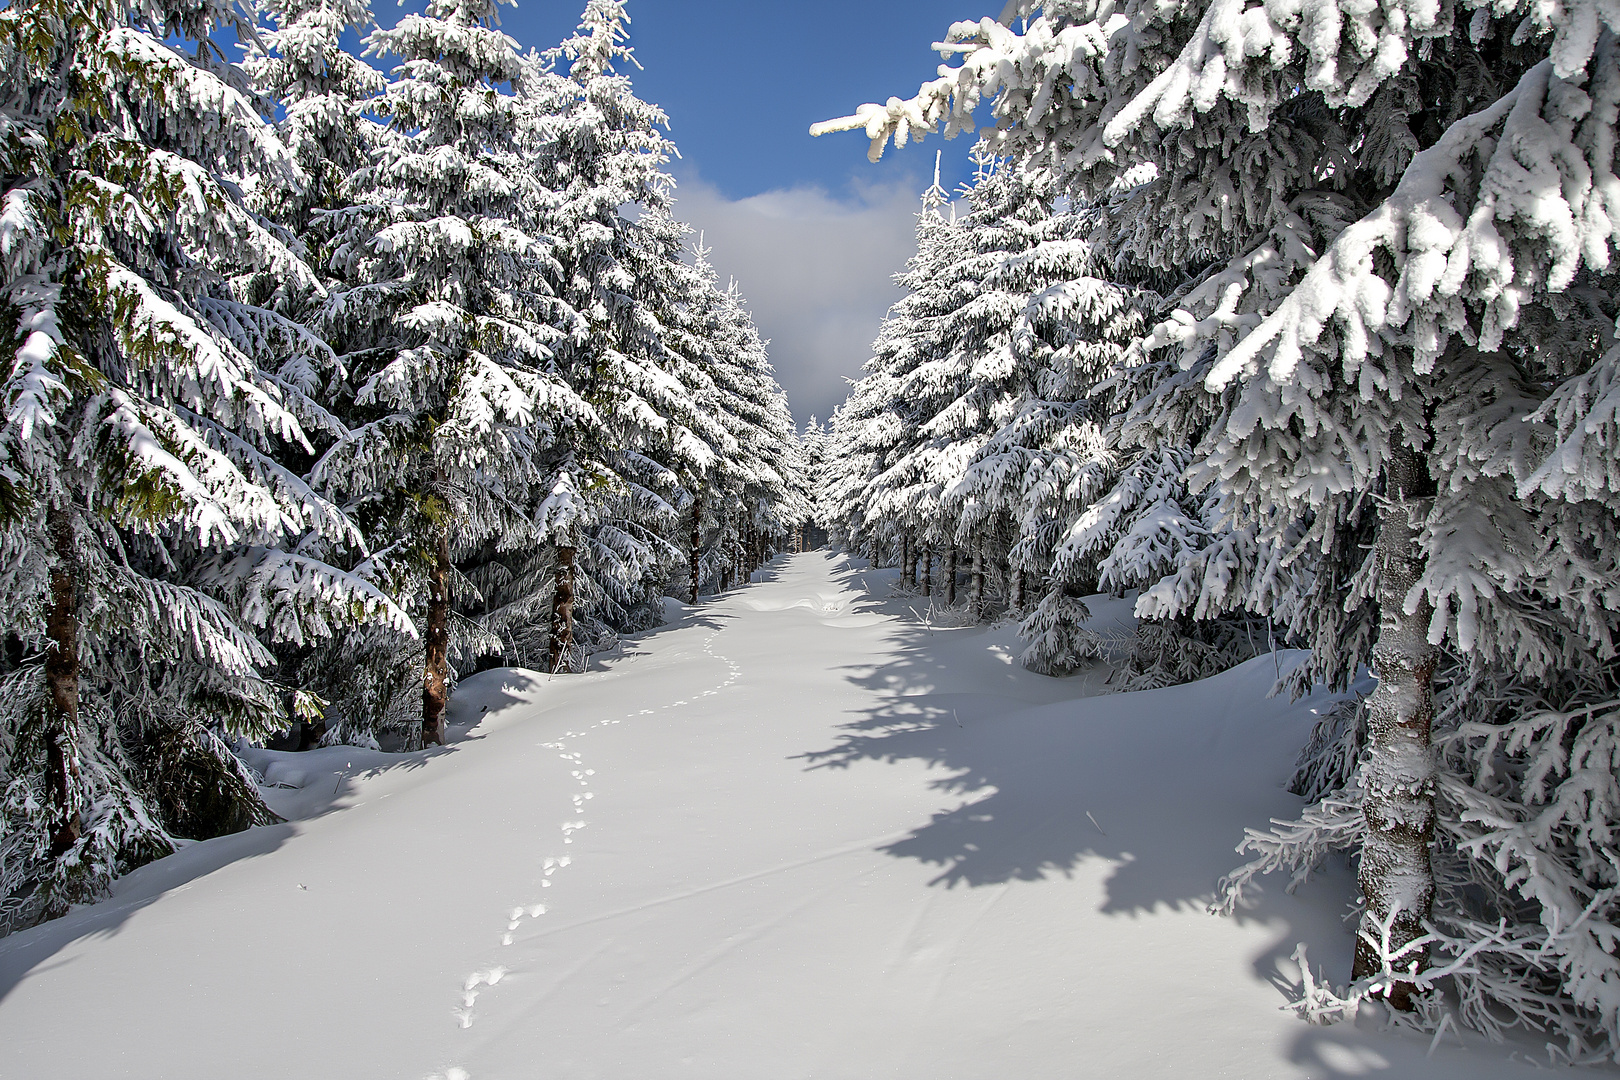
44,507,82,858
421,524,451,745
1352,440,1438,1011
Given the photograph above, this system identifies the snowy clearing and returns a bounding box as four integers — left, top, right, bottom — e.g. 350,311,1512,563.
0,552,1560,1078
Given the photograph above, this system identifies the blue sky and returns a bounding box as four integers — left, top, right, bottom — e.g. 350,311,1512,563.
329,0,989,423
496,1,986,425
497,1,982,200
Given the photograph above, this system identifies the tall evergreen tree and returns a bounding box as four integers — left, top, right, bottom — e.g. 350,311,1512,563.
524,1,704,656
821,0,1620,1043
796,415,831,547
0,0,403,926
320,0,588,742
828,165,962,574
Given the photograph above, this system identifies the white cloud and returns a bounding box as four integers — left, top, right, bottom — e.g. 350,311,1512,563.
670,174,925,428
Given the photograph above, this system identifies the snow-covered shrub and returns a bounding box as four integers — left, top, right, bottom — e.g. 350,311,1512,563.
1110,615,1271,693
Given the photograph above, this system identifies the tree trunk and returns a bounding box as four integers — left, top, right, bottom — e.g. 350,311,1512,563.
421,524,451,746
970,539,986,621
690,493,703,604
921,548,932,596
550,545,577,674
1352,441,1438,1011
44,507,82,859
1011,568,1025,613
901,537,915,587
946,547,958,605
724,519,735,591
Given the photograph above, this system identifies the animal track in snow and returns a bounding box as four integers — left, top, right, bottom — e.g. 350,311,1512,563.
450,627,739,1032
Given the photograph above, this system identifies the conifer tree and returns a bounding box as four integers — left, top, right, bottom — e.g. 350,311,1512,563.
245,0,383,245
828,166,962,572
320,0,588,741
0,0,404,925
524,1,706,652
797,416,831,547
820,0,1620,1039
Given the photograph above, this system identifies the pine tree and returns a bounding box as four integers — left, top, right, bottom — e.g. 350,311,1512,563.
524,1,706,654
241,0,388,749
699,277,797,589
0,0,404,926
828,165,962,573
321,0,588,741
821,0,1620,1039
245,0,383,245
796,415,831,548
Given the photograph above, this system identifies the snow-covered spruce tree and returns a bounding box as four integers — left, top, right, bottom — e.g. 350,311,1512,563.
862,155,980,600
0,0,408,926
521,1,714,661
904,150,1145,645
796,415,831,548
824,377,894,557
240,0,391,747
831,165,965,580
244,0,382,246
316,0,590,739
685,272,797,593
944,197,1154,668
651,237,731,605
819,0,1620,1040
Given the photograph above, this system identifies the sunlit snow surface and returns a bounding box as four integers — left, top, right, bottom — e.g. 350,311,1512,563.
0,553,1560,1078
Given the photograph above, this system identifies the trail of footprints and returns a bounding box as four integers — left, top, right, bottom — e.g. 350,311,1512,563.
435,628,742,1066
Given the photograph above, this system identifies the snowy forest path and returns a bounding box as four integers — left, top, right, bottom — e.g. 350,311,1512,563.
0,553,1558,1079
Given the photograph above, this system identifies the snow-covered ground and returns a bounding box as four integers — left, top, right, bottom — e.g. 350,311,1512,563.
0,552,1562,1078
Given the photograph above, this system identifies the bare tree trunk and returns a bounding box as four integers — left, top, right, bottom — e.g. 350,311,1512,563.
946,547,957,605
550,545,577,674
970,539,986,621
1011,568,1025,613
44,507,82,859
921,548,932,596
901,537,915,587
690,493,702,604
1351,440,1438,1011
724,516,735,591
421,524,451,746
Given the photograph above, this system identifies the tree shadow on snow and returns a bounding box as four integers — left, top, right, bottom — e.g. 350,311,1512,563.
798,596,1353,1002
0,687,509,1005
0,820,303,1004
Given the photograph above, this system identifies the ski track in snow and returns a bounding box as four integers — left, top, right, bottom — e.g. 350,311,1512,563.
437,623,742,1072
